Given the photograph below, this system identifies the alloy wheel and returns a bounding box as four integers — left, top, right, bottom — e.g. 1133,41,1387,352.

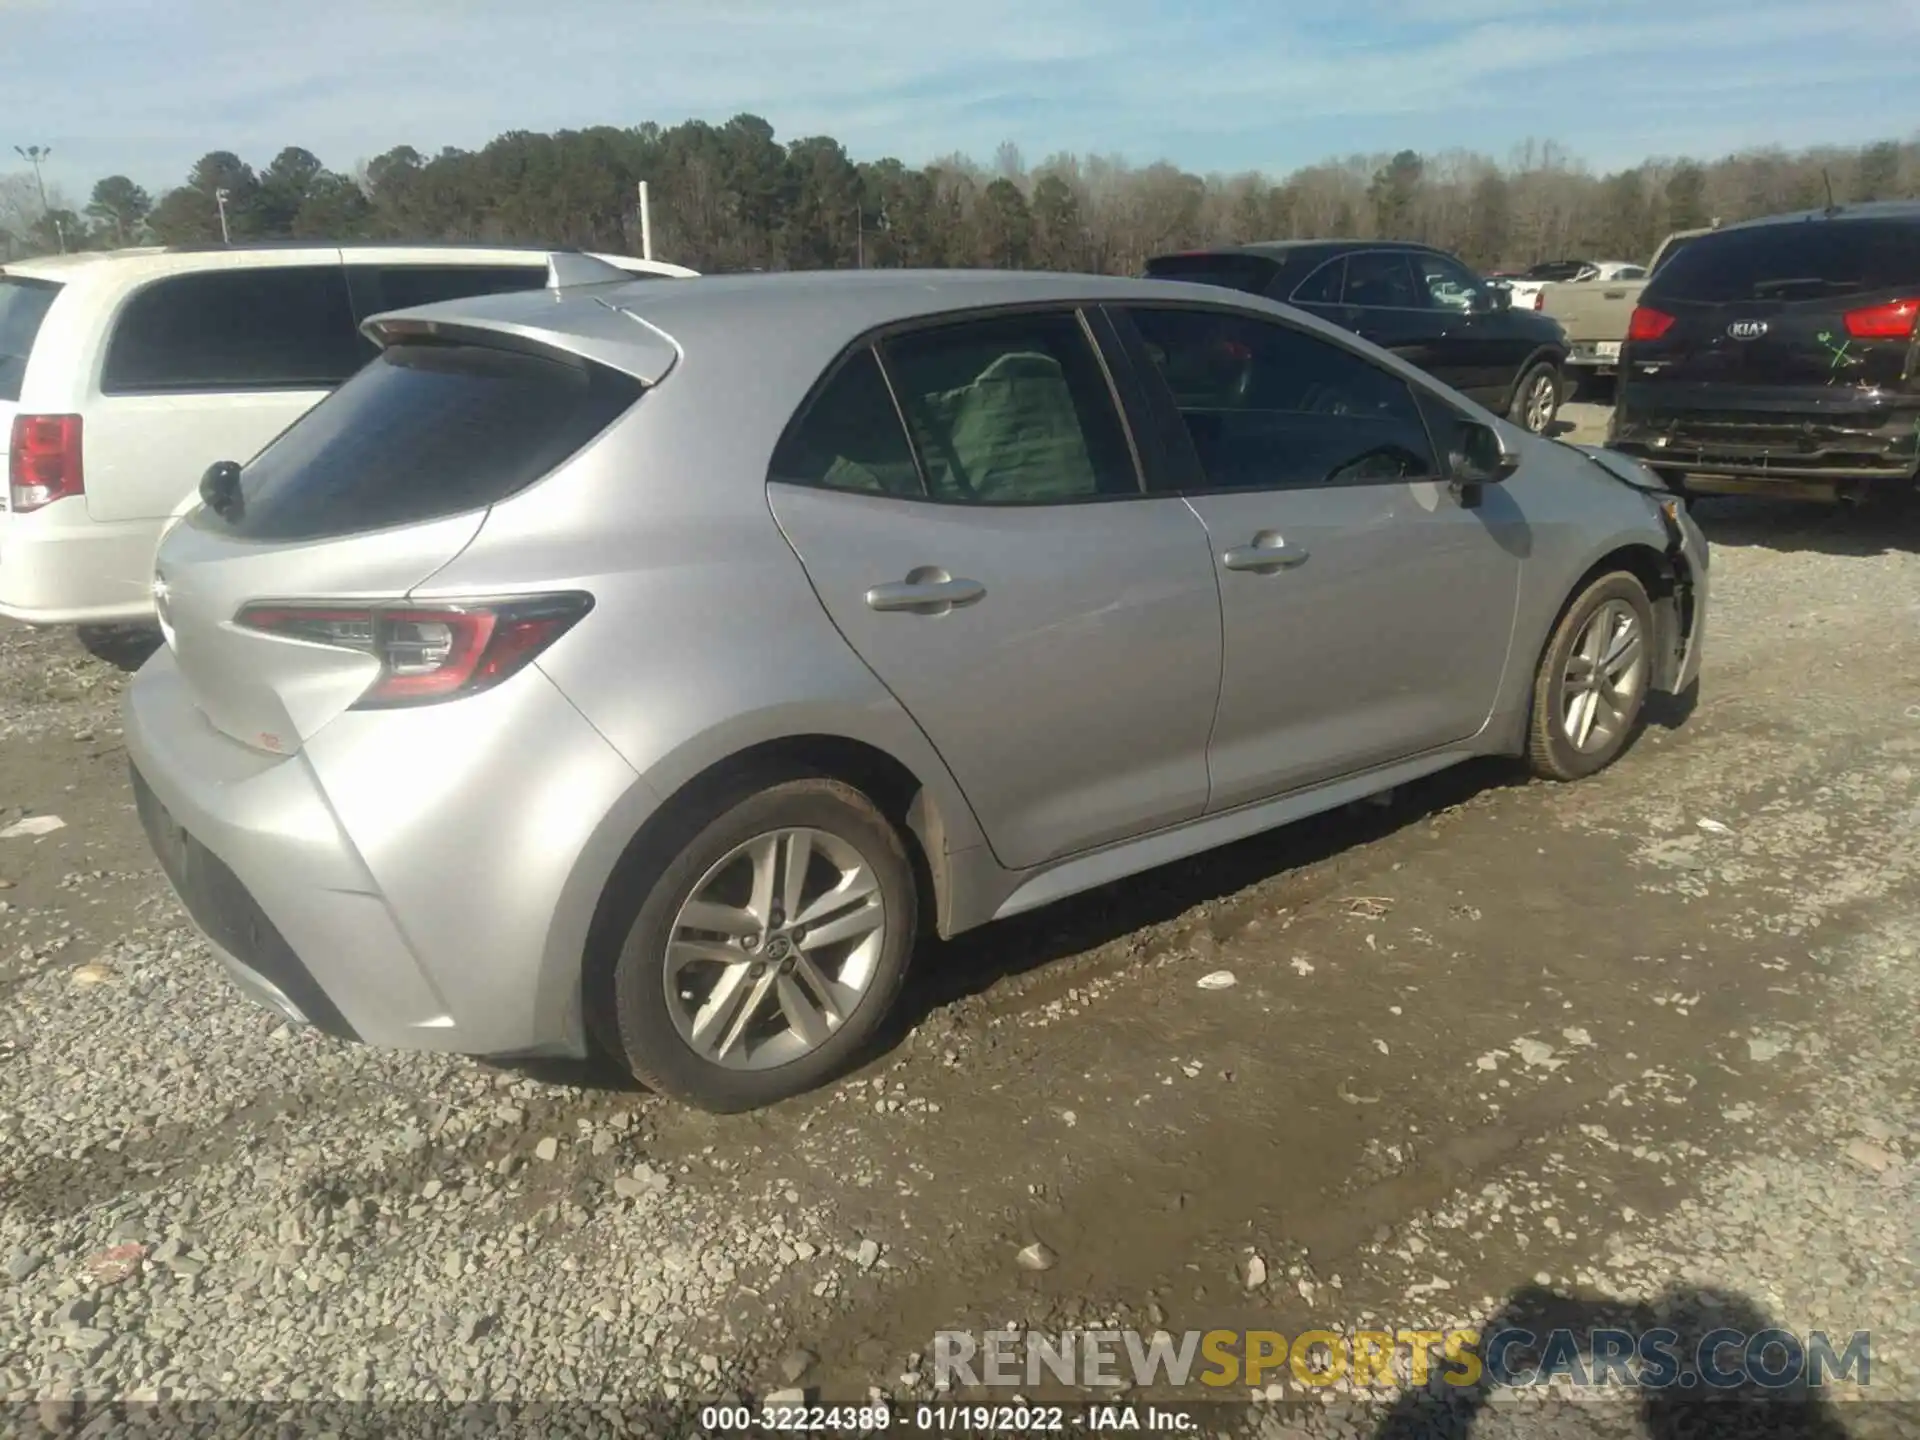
1524,372,1557,432
663,827,886,1070
1559,599,1647,753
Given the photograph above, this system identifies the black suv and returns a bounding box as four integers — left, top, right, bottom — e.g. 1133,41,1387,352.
1145,241,1570,433
1609,201,1920,503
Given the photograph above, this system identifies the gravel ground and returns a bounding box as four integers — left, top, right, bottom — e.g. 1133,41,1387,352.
2,410,1918,1436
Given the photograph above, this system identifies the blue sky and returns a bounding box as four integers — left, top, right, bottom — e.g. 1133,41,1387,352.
3,0,1913,199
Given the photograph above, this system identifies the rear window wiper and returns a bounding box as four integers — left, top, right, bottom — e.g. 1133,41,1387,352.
1750,277,1852,295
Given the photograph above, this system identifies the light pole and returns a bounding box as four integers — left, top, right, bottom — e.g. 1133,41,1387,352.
12,144,51,214
214,187,231,245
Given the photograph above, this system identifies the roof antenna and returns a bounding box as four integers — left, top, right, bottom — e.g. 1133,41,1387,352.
1821,168,1841,216
544,251,634,291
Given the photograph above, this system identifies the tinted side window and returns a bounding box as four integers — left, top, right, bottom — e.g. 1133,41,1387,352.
103,267,361,394
1341,252,1422,309
1411,253,1484,313
1646,220,1920,304
1650,236,1698,274
769,348,923,498
880,312,1139,504
1290,258,1345,306
361,264,548,311
0,277,60,402
1123,306,1438,491
194,340,642,542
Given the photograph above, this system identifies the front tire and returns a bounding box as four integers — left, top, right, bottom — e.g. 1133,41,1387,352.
611,777,918,1111
1509,361,1562,434
1527,572,1655,782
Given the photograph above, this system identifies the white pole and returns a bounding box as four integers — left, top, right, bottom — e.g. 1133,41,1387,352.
638,181,654,261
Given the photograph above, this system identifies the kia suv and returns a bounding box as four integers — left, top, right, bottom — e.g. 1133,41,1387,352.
1608,202,1920,503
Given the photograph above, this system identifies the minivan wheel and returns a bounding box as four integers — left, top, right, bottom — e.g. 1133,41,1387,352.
1527,572,1655,782
1509,362,1561,434
611,777,917,1111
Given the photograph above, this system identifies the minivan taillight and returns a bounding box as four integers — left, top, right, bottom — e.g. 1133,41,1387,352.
236,593,593,708
1532,290,1544,310
1628,306,1676,342
1844,298,1920,340
8,414,83,513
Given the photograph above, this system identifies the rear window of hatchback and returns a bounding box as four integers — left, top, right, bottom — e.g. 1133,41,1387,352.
1645,219,1920,305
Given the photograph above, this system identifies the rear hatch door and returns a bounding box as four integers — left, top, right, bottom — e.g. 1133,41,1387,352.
157,327,651,754
1630,218,1919,402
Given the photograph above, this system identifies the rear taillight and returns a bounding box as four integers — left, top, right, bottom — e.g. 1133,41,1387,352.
236,593,593,708
1628,306,1676,342
8,414,84,513
1532,290,1544,310
1843,298,1920,340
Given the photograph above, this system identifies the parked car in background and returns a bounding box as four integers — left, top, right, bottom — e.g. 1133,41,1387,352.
1608,202,1920,504
1543,228,1718,377
127,264,1706,1111
1145,241,1570,433
1494,260,1623,312
0,243,696,628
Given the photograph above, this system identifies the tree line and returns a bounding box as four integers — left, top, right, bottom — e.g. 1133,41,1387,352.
4,117,1916,275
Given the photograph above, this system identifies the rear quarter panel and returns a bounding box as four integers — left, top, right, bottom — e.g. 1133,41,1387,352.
407,339,992,861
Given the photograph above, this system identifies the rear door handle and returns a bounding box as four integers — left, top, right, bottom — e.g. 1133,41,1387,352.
865,569,986,615
1221,532,1310,574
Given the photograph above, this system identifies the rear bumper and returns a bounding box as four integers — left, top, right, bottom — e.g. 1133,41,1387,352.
1608,392,1920,484
123,646,649,1058
130,764,361,1041
0,499,165,625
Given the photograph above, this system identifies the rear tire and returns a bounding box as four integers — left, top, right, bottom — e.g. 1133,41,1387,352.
1508,361,1562,434
1527,572,1655,782
610,776,918,1112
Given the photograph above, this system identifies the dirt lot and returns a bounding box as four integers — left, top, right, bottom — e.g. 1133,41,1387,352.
3,405,1919,1435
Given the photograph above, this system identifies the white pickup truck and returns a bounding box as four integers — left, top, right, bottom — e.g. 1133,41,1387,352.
1494,259,1645,313
1539,229,1717,375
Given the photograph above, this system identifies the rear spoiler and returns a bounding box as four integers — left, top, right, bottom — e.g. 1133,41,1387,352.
360,251,682,386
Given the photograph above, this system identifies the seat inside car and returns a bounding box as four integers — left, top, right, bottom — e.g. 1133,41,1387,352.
923,350,1103,502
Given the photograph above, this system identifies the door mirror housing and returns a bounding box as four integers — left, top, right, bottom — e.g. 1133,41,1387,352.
199,459,244,521
1477,283,1512,313
1450,420,1521,486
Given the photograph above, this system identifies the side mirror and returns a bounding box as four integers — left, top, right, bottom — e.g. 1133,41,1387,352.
1451,420,1521,486
199,459,244,520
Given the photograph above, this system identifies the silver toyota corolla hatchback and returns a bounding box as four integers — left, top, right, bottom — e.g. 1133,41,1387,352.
124,258,1708,1111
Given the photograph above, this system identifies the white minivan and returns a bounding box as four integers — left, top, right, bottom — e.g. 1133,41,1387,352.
0,244,696,626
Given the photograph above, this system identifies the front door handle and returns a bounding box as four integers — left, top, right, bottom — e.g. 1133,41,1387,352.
865,567,986,615
1221,532,1311,574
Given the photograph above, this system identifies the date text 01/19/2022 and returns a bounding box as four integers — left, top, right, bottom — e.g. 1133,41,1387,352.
699,1402,1203,1432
